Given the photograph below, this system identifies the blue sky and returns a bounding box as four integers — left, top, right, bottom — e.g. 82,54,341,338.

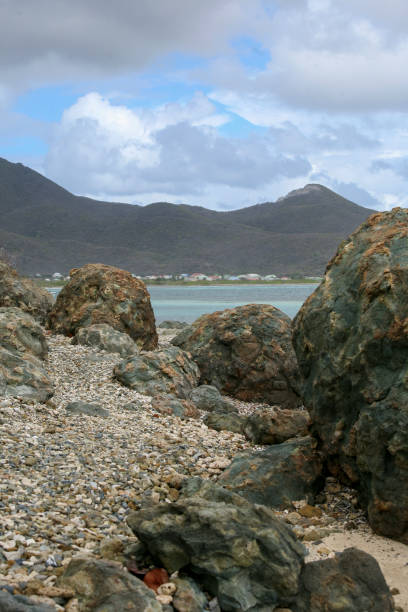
1,0,408,210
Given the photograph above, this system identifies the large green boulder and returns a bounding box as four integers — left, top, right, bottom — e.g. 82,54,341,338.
219,436,323,509
172,304,301,407
293,208,408,542
128,478,305,611
48,264,157,350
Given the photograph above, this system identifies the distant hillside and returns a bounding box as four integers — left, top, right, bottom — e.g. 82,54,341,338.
0,157,377,276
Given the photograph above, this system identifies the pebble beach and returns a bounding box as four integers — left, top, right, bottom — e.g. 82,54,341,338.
0,329,407,611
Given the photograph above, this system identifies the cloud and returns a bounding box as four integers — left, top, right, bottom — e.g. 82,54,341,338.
0,0,254,95
44,92,311,199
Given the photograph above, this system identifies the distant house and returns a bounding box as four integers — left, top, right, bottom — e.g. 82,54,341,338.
52,272,63,279
188,273,208,281
264,274,277,280
237,273,261,281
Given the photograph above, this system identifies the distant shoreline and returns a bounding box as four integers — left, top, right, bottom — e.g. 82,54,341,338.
35,278,321,288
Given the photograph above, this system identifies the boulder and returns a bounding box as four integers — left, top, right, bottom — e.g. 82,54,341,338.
65,401,109,417
294,548,395,612
0,307,53,401
72,323,138,357
0,591,55,612
190,385,235,413
151,394,200,419
219,436,323,509
172,304,301,407
114,346,200,399
158,320,188,329
293,208,408,542
128,478,305,611
58,557,163,611
0,262,52,325
243,407,311,445
203,411,247,435
47,264,157,350
172,576,208,612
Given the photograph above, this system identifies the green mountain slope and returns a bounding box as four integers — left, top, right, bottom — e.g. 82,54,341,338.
0,157,377,275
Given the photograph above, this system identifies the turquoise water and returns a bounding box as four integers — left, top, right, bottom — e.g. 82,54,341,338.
49,284,317,323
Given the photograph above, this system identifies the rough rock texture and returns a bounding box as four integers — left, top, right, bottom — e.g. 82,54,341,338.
190,384,235,413
0,262,53,325
158,320,188,329
59,557,163,611
128,479,305,611
47,264,158,350
0,307,53,401
243,407,311,445
172,576,208,612
172,304,301,407
114,346,200,399
293,208,408,542
0,591,55,612
151,394,200,419
219,436,323,510
294,548,395,612
72,323,138,357
203,411,247,434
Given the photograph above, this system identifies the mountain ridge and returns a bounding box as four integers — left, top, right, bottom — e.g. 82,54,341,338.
0,157,377,275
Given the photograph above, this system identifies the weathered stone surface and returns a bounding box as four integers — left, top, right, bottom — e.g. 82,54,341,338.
203,411,247,434
128,478,305,611
0,307,53,401
114,346,200,399
0,591,55,611
59,557,163,611
65,401,109,417
151,394,200,419
172,576,208,612
293,208,408,542
172,304,301,407
0,262,52,325
294,548,395,612
72,323,138,357
190,385,235,413
158,320,188,329
219,436,323,509
243,407,311,445
48,264,157,350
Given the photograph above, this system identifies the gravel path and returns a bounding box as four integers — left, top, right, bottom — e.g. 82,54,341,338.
0,331,406,610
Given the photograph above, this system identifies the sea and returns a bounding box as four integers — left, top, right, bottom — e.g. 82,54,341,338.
48,283,318,324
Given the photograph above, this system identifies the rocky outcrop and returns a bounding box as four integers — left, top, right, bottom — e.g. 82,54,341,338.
293,208,408,542
114,346,200,399
128,478,305,611
172,304,301,407
190,384,234,412
0,262,52,325
243,407,311,445
219,436,323,509
294,548,395,612
65,401,109,417
72,323,138,357
0,307,53,401
151,394,200,419
59,557,163,611
47,264,157,350
203,410,247,434
158,320,188,329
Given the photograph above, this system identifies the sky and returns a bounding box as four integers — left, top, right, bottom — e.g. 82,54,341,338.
1,0,408,211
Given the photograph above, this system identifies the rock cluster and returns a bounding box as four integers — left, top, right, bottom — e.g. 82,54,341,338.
47,264,158,350
172,303,302,407
293,207,408,542
0,307,53,401
0,262,52,325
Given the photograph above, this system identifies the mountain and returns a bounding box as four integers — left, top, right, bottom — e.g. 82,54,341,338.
0,157,377,276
